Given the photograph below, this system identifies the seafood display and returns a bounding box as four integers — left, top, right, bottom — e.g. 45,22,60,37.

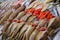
0,0,60,40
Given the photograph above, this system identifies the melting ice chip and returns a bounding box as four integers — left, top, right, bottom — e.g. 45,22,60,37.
53,31,60,40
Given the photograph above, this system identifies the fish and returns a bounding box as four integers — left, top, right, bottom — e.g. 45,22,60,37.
26,0,37,9
48,17,60,29
7,13,32,40
14,11,25,20
29,19,48,40
22,18,39,40
27,15,36,22
7,22,25,40
8,6,25,21
2,2,25,40
20,13,32,22
35,30,47,40
47,17,60,35
35,22,48,40
41,17,60,40
5,11,25,37
2,11,25,40
2,21,11,40
15,15,36,40
2,6,23,34
0,10,12,24
7,23,19,37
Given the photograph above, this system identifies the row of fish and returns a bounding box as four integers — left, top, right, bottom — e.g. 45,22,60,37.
0,0,60,40
2,11,60,40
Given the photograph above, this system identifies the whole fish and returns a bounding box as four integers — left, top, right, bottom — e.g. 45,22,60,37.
29,19,48,40
22,18,39,40
5,11,25,37
0,9,12,24
3,12,24,39
7,13,32,40
15,15,36,40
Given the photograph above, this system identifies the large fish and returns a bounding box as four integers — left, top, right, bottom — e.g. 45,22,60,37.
7,13,32,40
35,22,48,40
0,5,24,24
2,21,11,40
2,2,25,40
40,17,60,40
29,19,48,40
0,1,19,20
21,4,43,40
22,18,39,40
3,12,24,39
26,0,37,9
35,30,47,40
48,17,60,28
27,15,36,22
0,9,12,24
9,13,31,36
47,17,60,35
15,15,36,40
2,6,25,34
5,12,25,37
8,6,25,21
